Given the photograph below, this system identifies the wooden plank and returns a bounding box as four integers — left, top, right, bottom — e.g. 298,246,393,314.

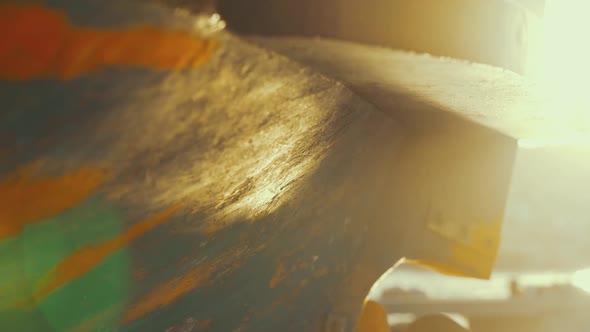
253,37,589,143
0,2,522,331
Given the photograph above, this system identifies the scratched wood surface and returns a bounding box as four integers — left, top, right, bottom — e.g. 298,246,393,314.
253,37,590,142
0,1,520,331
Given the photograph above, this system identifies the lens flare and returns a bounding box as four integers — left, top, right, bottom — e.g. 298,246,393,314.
572,268,590,292
533,0,590,126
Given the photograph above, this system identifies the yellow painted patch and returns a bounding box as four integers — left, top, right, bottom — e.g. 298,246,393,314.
0,4,217,80
0,162,108,239
33,206,180,300
410,219,503,279
450,219,502,277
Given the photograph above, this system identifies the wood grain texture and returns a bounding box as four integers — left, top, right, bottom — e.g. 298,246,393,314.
0,1,523,331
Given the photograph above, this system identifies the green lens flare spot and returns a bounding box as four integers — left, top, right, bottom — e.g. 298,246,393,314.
20,198,130,332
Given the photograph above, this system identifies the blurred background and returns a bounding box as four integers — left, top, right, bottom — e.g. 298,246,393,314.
368,143,590,331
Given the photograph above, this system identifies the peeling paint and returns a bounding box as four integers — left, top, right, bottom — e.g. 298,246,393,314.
313,267,329,279
194,319,212,331
33,206,180,300
0,162,108,239
0,4,217,80
268,262,286,289
66,304,123,332
269,274,312,309
123,242,265,324
124,264,213,322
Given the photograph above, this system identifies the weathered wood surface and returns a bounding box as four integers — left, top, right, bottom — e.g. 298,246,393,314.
256,37,590,273
0,1,531,331
253,37,588,142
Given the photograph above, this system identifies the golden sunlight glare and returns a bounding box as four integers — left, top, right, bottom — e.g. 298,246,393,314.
572,267,590,293
534,0,590,124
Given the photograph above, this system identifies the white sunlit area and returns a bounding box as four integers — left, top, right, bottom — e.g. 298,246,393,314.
368,144,590,332
366,1,590,331
369,263,584,332
368,121,590,330
532,0,590,114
